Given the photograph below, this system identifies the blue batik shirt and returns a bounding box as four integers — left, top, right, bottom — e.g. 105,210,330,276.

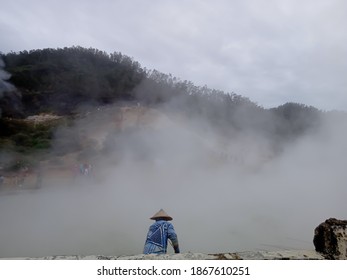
143,220,179,254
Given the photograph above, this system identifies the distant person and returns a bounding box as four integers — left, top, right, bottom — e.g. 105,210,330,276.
143,209,180,254
35,164,43,189
80,163,92,176
0,174,4,186
17,166,29,188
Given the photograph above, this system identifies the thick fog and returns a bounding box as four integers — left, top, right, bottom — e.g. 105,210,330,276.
0,58,12,111
0,58,17,119
0,58,14,95
0,104,347,258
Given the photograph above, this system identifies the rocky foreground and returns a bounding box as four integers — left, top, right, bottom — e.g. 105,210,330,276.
7,250,324,260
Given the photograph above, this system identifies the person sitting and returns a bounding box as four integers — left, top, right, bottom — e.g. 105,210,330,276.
143,209,180,254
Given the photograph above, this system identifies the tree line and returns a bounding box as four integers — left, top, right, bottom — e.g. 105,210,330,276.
0,46,338,162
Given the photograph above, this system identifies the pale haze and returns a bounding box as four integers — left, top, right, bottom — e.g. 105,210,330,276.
0,103,346,258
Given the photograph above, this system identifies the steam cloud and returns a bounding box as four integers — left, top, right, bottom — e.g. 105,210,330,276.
0,57,16,117
0,100,347,258
0,58,14,95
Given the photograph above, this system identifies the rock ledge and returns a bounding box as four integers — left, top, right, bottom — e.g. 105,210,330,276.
3,250,325,260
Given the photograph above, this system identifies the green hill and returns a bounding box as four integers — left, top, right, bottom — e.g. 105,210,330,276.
0,46,332,171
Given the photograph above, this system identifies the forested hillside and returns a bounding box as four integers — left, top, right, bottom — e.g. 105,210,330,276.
0,47,337,170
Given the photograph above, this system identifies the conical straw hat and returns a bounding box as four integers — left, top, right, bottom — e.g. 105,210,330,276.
150,209,173,221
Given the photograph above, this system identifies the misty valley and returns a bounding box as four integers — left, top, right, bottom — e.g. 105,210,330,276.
0,47,346,258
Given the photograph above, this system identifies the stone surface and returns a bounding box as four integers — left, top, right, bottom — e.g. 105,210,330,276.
313,218,347,259
1,250,324,260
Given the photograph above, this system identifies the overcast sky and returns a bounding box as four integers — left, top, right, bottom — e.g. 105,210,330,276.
1,0,347,111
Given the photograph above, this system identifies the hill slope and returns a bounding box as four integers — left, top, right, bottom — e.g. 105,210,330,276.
0,47,326,167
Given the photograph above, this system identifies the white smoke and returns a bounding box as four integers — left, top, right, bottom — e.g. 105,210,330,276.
0,104,346,258
0,57,16,117
0,58,14,95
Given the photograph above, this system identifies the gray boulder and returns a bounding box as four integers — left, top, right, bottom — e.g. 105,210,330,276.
313,218,347,259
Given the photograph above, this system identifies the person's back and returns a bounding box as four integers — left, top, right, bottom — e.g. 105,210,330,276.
143,209,180,254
